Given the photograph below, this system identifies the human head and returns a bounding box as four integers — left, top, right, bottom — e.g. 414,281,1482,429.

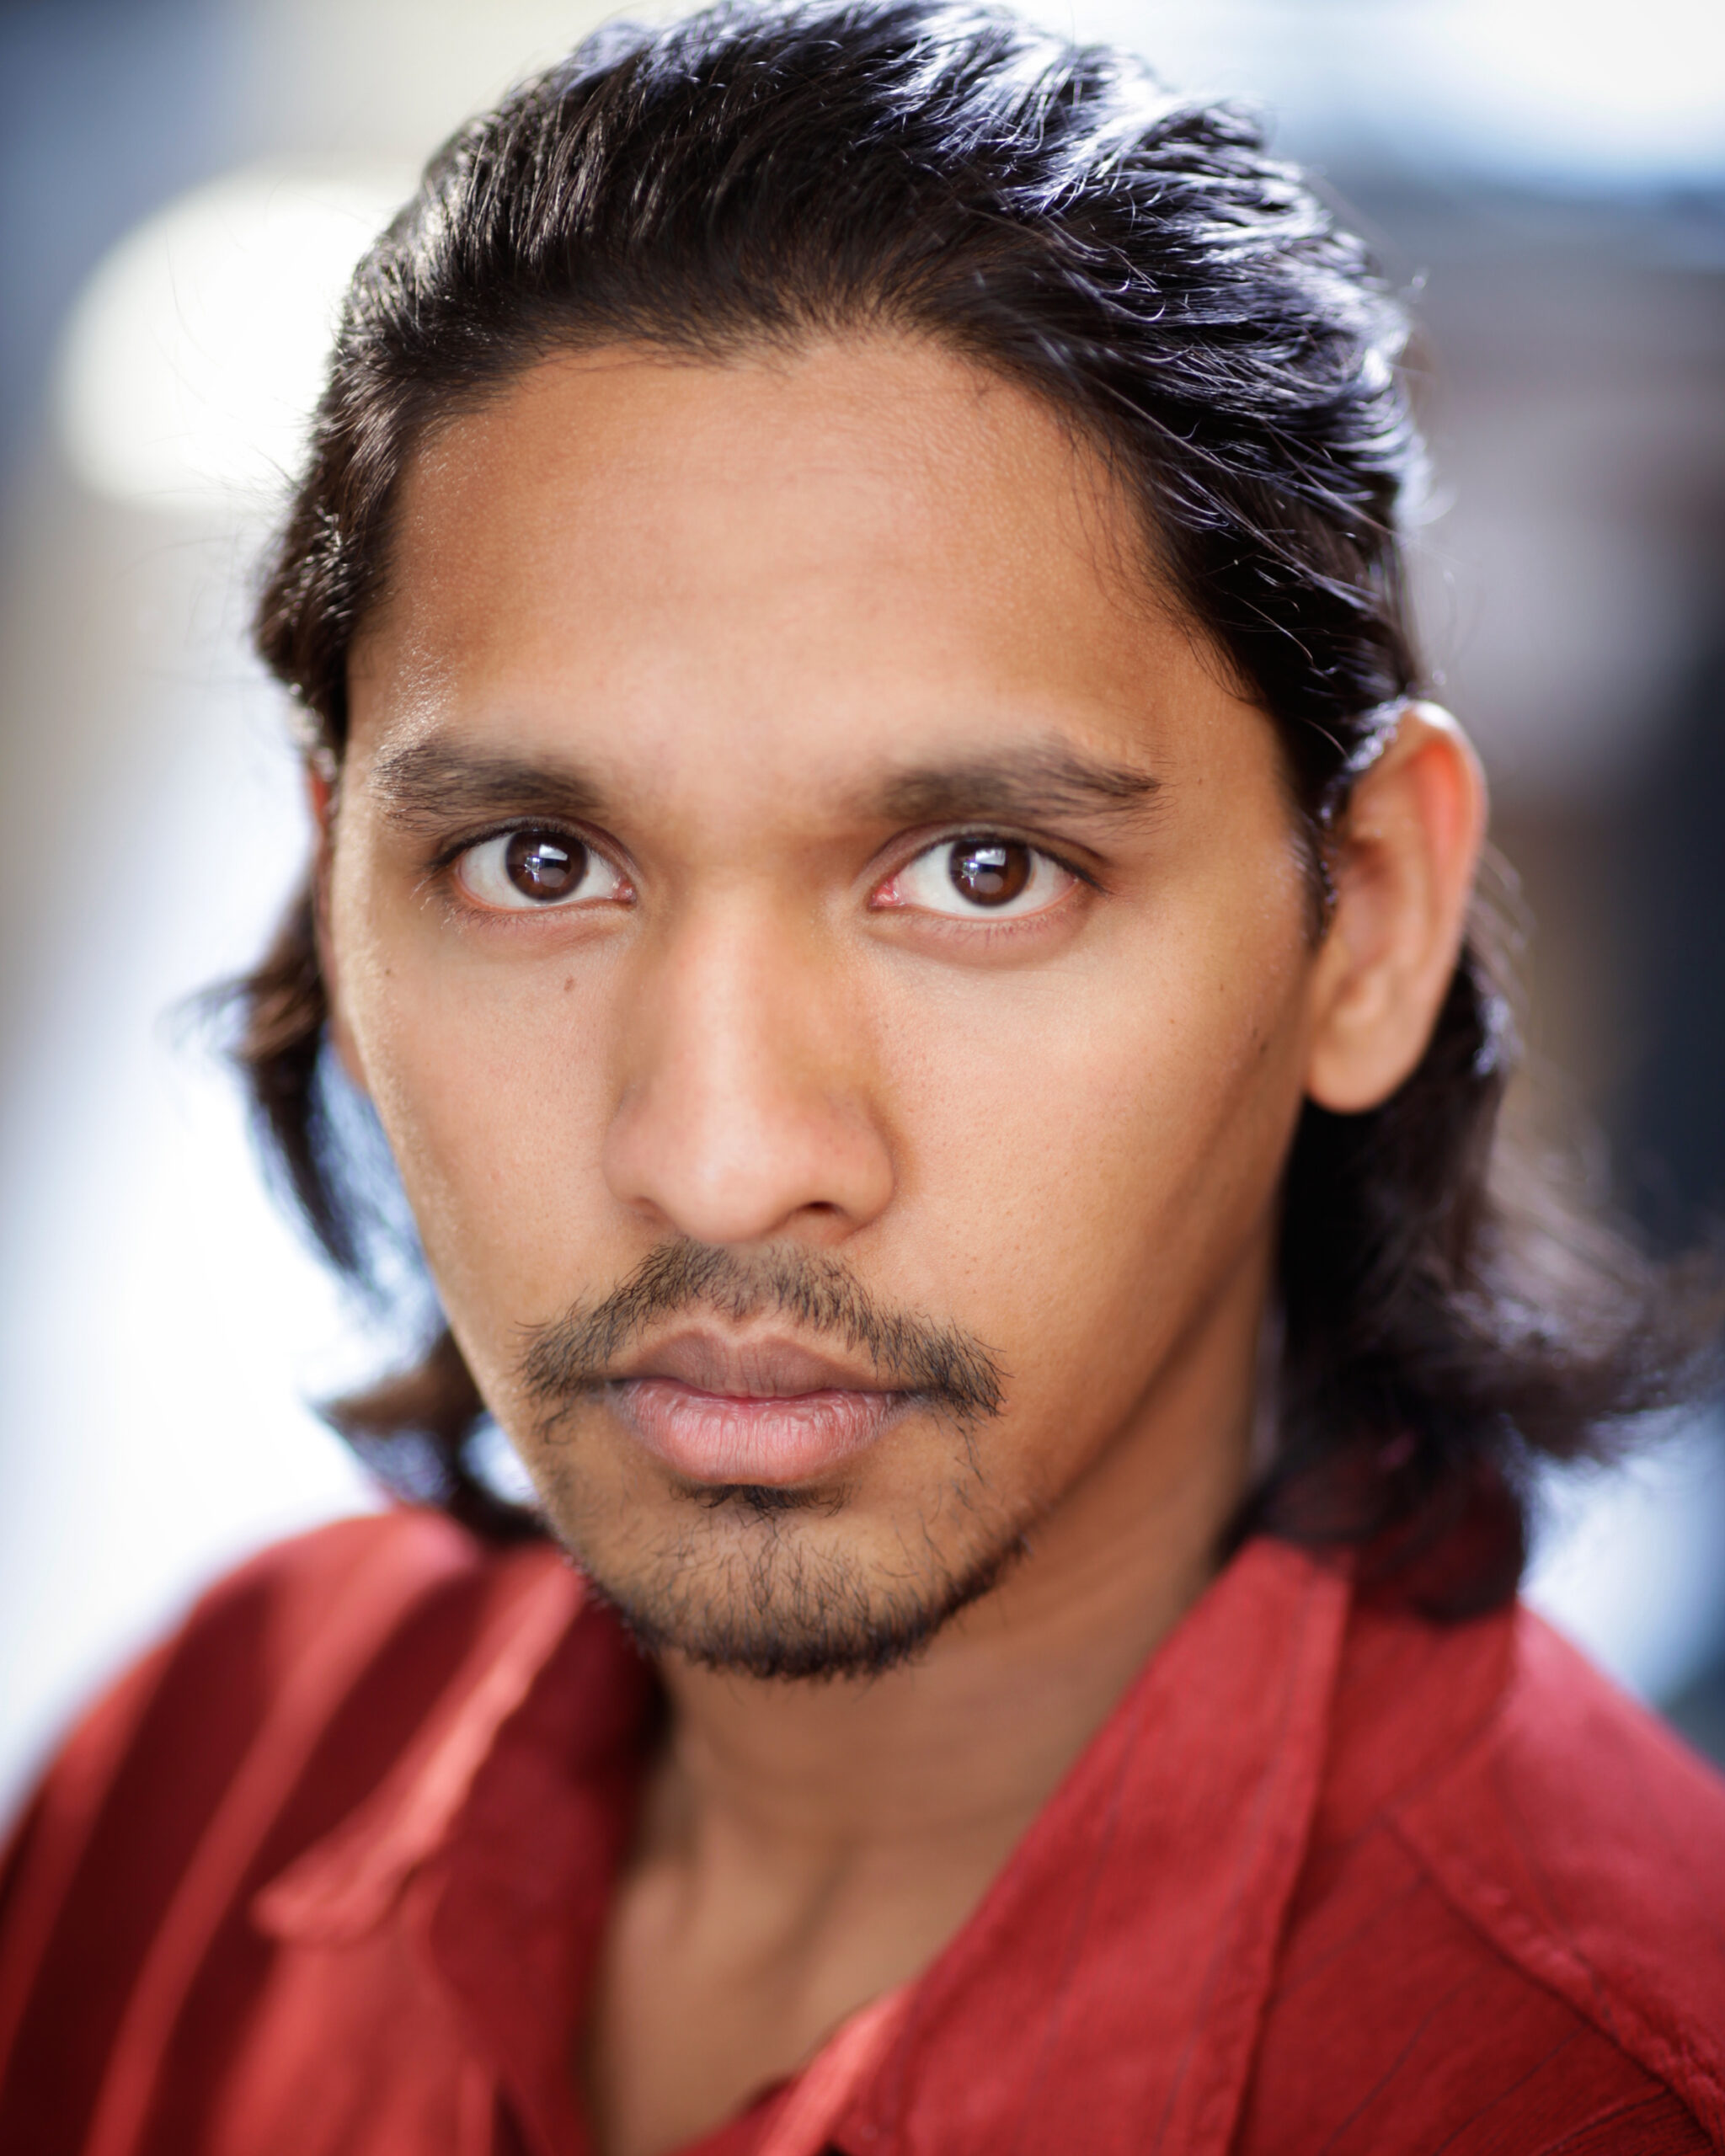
238,0,1709,1662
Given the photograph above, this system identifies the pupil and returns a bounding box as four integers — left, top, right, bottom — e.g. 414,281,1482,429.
504,830,582,900
949,840,1031,906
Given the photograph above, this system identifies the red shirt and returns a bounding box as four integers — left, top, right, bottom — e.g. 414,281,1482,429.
3,1512,1722,2154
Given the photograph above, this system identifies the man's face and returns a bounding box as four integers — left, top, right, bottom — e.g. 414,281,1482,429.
331,337,1320,1676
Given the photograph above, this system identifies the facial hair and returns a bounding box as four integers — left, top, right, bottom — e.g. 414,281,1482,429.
514,1241,1018,1680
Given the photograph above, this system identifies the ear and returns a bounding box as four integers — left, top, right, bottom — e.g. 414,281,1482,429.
1304,702,1487,1115
305,751,371,1099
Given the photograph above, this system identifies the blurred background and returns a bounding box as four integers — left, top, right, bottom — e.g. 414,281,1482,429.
2,0,1723,1812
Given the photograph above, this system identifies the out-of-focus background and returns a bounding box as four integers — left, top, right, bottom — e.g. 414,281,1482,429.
2,0,1723,1812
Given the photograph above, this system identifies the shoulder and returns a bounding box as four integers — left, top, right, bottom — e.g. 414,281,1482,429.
161,1504,516,1662
3,1508,566,1868
1248,1588,1725,2153
1391,1605,1725,2135
0,1510,570,2119
26,1509,545,1808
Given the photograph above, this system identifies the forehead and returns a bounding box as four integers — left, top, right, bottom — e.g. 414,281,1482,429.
349,336,1247,797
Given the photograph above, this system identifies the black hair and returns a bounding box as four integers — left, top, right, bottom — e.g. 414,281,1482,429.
237,0,1719,1601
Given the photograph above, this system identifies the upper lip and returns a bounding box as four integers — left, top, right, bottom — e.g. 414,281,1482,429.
608,1331,894,1399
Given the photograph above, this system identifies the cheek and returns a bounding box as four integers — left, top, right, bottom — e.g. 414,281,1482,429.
874,875,1313,1392
328,800,1315,1429
329,867,622,1343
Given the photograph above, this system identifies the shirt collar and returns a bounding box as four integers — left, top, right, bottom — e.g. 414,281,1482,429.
259,1534,1351,2156
830,1537,1351,2156
254,1553,605,1946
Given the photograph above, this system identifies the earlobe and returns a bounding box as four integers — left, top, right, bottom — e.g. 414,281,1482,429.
1303,702,1487,1116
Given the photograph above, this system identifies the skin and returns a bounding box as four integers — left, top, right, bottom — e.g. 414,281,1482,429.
323,336,1484,2156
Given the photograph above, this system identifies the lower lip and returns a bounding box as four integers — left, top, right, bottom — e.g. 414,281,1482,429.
611,1378,903,1486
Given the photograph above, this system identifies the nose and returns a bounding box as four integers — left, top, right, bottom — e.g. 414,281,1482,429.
601,895,895,1247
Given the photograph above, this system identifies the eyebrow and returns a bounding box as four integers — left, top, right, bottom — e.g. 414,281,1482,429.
862,745,1162,830
368,739,611,833
366,733,1162,838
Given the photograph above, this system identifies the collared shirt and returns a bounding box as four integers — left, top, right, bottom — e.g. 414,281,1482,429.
2,1511,1722,2154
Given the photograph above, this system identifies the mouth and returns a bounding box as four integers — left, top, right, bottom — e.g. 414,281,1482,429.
602,1331,907,1487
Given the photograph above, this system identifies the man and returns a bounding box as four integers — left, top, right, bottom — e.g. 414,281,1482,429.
3,4,1722,2151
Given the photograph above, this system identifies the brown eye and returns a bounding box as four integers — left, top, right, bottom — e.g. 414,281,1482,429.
948,839,1032,906
879,834,1072,921
454,828,628,912
504,830,583,900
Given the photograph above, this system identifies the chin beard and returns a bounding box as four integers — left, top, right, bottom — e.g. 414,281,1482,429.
547,1481,1026,1683
514,1240,1017,1679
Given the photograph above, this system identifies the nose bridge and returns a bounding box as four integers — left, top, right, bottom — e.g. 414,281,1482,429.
661,889,815,1108
603,883,891,1245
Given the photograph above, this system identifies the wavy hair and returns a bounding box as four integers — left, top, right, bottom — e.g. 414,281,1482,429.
236,0,1718,1603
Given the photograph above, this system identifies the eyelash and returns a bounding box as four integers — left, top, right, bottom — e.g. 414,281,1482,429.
871,831,1097,926
423,819,632,912
425,822,1099,923
917,830,1097,888
426,819,612,876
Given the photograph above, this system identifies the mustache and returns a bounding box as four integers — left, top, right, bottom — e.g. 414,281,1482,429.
517,1241,1005,1423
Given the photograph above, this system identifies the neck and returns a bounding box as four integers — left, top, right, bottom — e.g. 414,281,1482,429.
582,1268,1269,2156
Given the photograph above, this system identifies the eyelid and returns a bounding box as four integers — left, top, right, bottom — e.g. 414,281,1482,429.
424,814,637,892
871,830,1092,924
871,827,1100,896
426,813,615,871
438,819,634,915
